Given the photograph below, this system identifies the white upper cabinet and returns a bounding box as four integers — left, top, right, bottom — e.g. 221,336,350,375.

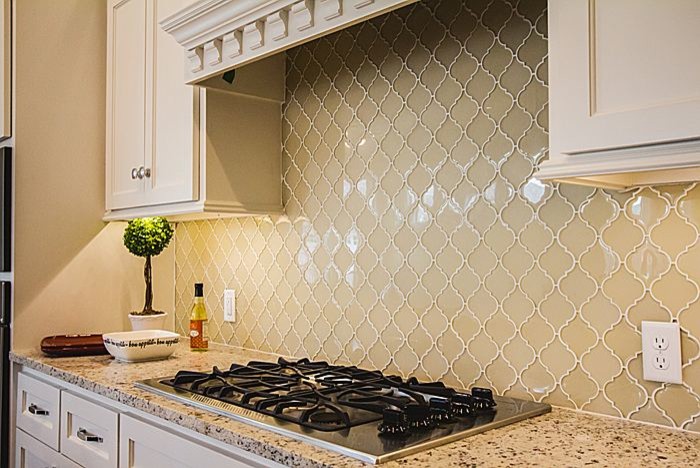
105,0,283,220
108,0,148,209
536,0,700,189
149,0,199,207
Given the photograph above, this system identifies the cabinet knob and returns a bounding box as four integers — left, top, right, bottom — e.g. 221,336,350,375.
131,167,138,180
136,166,150,179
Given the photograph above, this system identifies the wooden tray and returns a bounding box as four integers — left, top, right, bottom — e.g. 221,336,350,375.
40,334,108,357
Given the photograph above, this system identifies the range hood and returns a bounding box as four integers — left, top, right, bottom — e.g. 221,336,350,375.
161,0,417,85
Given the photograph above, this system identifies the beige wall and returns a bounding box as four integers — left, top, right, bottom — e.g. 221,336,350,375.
12,0,174,349
174,0,700,432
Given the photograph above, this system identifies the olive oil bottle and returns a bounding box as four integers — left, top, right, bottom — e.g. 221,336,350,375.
189,283,209,351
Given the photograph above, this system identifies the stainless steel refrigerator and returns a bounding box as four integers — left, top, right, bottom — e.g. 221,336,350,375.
0,147,12,467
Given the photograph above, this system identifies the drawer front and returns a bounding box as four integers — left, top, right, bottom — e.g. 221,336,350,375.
16,373,61,450
120,414,268,468
15,429,81,468
61,391,118,468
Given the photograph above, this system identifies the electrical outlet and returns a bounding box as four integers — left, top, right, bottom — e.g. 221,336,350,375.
642,321,682,384
653,355,669,370
223,289,235,322
652,335,669,350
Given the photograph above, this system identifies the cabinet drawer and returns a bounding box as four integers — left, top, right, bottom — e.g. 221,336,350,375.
61,391,118,468
120,414,272,468
15,429,80,468
16,373,60,450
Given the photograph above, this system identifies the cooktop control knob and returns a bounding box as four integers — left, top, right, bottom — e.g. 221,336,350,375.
405,403,434,430
471,387,497,410
429,397,455,423
378,407,409,437
451,393,475,417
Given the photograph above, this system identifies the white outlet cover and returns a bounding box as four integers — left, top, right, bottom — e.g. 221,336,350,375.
224,289,236,322
642,321,682,384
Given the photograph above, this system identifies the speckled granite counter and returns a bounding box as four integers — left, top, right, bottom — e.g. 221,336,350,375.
10,343,700,467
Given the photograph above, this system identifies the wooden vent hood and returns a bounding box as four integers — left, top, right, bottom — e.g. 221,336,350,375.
161,0,417,84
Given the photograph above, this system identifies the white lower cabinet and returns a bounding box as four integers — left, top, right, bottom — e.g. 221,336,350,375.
119,414,263,468
13,370,282,468
15,429,80,468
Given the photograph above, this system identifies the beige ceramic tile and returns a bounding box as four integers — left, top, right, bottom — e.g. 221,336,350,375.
173,0,700,433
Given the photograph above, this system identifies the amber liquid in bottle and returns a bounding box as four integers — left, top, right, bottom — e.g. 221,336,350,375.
189,283,209,351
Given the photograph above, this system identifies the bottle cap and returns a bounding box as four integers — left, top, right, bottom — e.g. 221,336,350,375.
194,283,204,297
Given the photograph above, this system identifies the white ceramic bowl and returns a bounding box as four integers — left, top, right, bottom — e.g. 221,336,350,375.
103,330,179,363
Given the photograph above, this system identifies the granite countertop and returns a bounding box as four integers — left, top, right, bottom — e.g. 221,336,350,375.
10,343,700,467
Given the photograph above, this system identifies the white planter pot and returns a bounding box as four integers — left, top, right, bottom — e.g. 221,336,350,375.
128,312,167,331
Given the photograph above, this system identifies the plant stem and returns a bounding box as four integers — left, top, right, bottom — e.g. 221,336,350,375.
143,255,153,314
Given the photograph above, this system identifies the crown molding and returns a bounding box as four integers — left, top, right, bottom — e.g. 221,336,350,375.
160,0,416,84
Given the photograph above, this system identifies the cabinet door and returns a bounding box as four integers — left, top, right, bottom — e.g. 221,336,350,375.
119,414,264,468
15,429,81,468
549,0,700,158
146,0,200,207
107,0,148,209
0,0,10,140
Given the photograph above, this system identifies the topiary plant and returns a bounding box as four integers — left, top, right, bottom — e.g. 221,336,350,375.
123,217,174,316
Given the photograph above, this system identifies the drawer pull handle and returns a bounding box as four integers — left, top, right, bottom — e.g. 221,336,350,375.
28,403,49,416
77,427,103,443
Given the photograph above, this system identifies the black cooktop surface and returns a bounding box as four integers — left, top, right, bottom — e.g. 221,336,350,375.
162,357,503,432
138,357,551,464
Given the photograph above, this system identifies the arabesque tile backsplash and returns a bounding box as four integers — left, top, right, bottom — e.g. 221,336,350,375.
174,0,700,431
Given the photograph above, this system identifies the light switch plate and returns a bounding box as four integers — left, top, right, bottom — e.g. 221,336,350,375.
224,289,235,322
642,321,682,384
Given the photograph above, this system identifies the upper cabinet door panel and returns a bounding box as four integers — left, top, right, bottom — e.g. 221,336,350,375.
147,0,199,207
107,0,148,210
549,0,700,156
0,0,9,141
592,1,700,116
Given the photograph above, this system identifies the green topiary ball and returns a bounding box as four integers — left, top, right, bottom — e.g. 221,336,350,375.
123,217,174,258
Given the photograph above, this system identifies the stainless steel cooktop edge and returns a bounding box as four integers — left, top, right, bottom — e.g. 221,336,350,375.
135,378,551,465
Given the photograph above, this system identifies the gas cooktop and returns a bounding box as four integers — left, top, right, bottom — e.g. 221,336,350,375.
136,357,551,464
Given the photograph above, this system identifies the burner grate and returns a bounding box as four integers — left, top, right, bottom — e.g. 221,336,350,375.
161,358,390,431
160,357,496,433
